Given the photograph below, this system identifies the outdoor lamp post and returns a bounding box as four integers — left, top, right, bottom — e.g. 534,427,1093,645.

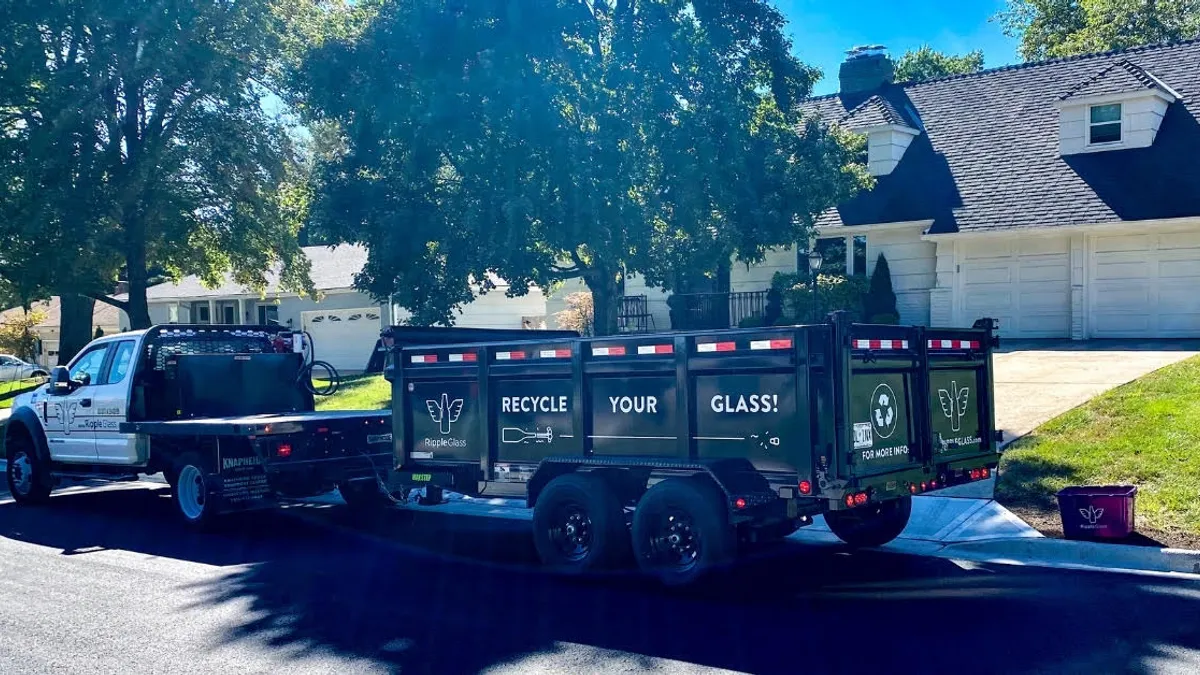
807,249,823,323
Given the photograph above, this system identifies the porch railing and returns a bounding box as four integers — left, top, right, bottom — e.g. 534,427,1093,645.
670,290,770,331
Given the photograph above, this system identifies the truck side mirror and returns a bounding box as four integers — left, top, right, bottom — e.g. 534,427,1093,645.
49,367,73,394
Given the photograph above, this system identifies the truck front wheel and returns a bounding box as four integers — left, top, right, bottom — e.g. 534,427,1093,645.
825,496,912,548
632,477,735,586
6,429,51,504
171,453,218,529
532,473,630,574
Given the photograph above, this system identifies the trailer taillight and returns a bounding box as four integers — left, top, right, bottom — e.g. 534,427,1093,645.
854,492,868,506
734,497,747,510
981,467,991,478
798,480,812,495
277,443,292,458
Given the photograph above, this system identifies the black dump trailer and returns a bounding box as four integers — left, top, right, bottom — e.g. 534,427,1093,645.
382,314,1001,584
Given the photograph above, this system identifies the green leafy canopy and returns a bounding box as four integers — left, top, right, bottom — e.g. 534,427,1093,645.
297,0,872,333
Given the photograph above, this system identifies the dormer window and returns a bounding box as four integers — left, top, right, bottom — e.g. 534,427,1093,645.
1057,59,1179,156
1088,103,1122,145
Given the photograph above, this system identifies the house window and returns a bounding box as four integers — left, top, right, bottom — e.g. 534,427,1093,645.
1089,103,1122,144
193,303,211,324
809,236,868,276
257,305,279,325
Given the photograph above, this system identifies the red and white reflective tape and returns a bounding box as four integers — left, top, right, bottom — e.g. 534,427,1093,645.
697,341,737,353
636,344,674,355
539,348,572,359
495,351,527,361
853,339,910,350
410,354,437,364
927,339,980,350
447,352,478,363
750,339,793,351
591,346,627,357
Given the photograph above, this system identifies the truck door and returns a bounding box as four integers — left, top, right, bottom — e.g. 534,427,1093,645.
93,340,139,464
43,343,111,462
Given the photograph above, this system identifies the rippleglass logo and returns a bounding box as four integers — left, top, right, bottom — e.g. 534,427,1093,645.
426,393,464,435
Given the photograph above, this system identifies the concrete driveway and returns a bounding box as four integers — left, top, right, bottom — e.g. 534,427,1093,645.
992,339,1200,445
938,339,1199,499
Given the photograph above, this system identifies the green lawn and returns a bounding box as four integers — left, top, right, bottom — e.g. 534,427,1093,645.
0,377,46,409
997,355,1200,549
315,373,391,411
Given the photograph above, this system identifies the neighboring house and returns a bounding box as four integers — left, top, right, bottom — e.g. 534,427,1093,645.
792,40,1200,339
144,243,551,372
0,297,127,368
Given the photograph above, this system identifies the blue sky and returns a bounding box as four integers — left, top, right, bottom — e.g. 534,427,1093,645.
775,0,1021,95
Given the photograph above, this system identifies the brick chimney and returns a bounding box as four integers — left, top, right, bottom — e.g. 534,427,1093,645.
839,45,894,94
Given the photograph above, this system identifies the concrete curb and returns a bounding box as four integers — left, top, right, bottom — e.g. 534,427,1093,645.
934,536,1200,579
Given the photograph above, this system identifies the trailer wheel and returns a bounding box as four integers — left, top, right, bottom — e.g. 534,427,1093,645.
825,496,912,548
632,477,735,586
532,473,630,574
171,453,218,529
339,479,392,511
5,428,51,505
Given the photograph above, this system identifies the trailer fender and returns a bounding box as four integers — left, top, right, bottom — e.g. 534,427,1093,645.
4,407,52,464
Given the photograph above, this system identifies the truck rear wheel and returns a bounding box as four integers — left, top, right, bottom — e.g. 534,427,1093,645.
825,496,912,548
632,477,735,586
532,473,630,574
171,453,218,529
6,429,51,504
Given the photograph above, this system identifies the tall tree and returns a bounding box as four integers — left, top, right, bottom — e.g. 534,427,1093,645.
998,0,1200,61
0,0,317,329
298,0,871,334
894,45,985,82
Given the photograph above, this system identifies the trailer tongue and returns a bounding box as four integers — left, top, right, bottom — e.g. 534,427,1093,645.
383,314,1001,585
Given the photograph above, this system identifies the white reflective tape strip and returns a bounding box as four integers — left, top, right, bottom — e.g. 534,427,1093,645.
539,349,571,359
591,346,627,357
496,351,526,361
697,343,718,353
749,339,793,351
410,354,436,364
853,339,909,350
636,344,673,355
447,353,477,363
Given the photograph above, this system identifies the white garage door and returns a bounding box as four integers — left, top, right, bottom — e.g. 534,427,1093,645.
1089,232,1200,338
958,237,1071,338
301,307,382,373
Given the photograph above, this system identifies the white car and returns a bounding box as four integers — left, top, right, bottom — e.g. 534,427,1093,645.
0,355,48,383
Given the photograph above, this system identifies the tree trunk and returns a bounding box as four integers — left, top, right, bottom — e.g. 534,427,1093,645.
585,268,621,337
125,235,152,329
58,295,96,365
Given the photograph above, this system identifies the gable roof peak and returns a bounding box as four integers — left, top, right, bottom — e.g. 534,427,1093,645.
1058,58,1180,101
841,92,919,130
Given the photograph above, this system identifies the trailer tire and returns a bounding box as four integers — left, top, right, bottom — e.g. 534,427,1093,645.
171,453,219,529
339,479,392,511
5,427,52,505
532,473,630,574
825,496,912,548
632,477,735,586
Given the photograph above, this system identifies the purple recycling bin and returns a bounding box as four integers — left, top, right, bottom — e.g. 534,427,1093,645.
1055,485,1137,540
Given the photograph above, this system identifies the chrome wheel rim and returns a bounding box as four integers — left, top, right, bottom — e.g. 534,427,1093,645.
176,465,206,521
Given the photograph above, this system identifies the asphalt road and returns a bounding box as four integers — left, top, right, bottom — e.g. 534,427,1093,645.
0,485,1198,674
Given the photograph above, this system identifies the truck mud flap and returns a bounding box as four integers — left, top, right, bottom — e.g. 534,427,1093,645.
214,440,279,514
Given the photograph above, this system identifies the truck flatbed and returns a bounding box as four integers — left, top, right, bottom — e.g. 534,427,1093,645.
121,409,390,437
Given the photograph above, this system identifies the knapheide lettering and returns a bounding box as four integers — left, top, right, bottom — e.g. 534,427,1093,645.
501,396,568,413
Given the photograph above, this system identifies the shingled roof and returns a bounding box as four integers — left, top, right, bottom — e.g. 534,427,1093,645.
842,94,920,129
800,39,1200,234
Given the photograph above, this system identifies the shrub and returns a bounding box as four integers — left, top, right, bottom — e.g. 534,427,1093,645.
863,253,899,324
771,271,869,323
554,292,594,336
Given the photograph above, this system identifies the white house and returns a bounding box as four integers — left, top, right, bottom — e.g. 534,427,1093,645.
0,297,127,368
144,244,551,372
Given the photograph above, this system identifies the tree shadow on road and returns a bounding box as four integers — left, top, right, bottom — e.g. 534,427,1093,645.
1,485,1199,674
